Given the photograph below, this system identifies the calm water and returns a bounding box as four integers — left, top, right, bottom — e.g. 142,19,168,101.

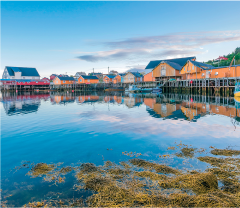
1,91,240,206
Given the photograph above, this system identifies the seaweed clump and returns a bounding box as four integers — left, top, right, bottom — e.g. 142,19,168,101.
129,158,179,174
159,172,218,194
9,146,240,207
28,163,55,177
175,147,197,158
211,148,240,156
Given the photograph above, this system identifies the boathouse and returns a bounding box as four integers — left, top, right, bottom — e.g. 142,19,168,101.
78,75,99,84
123,72,143,83
145,57,196,81
103,75,116,83
180,60,240,80
113,73,126,84
53,76,76,85
2,66,40,80
143,69,155,82
50,74,57,81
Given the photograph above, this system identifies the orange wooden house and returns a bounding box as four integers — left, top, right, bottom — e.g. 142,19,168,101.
145,57,196,81
180,60,240,80
144,71,155,82
113,73,125,84
103,75,116,83
78,75,99,84
53,76,76,85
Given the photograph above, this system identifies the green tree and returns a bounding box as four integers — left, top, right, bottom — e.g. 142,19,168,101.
235,52,240,61
235,47,240,54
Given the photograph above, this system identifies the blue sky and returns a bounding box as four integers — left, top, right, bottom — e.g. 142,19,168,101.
1,1,240,77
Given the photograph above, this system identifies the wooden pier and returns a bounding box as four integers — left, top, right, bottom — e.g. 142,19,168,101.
1,77,239,96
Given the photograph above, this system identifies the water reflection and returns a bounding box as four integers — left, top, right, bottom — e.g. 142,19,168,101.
1,92,239,124
1,91,240,207
1,92,50,115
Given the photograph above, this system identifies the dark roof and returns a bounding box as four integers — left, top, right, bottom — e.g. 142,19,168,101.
89,72,102,75
130,72,143,77
57,76,75,81
105,75,116,79
164,61,182,71
5,66,40,77
118,73,126,77
145,57,196,69
80,75,99,80
190,61,216,70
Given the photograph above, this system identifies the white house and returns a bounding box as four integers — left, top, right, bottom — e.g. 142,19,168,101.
2,66,40,80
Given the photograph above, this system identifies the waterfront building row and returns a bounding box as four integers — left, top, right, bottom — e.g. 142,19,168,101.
143,57,240,82
2,56,240,89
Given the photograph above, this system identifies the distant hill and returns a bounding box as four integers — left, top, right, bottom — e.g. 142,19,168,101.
206,47,240,67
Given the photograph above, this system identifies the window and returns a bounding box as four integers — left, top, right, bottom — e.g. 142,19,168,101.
36,81,38,83
63,81,65,83
161,66,166,76
80,79,82,82
184,67,185,71
202,73,205,76
88,79,90,82
192,66,194,70
215,72,218,75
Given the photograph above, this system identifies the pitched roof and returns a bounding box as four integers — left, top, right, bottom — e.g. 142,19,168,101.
164,61,182,71
118,73,126,77
105,75,116,79
80,75,99,80
130,72,143,77
5,66,40,77
145,57,196,70
189,60,216,70
57,76,75,81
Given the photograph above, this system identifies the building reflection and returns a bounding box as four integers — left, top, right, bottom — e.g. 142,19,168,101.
144,94,240,123
1,92,239,123
1,92,50,115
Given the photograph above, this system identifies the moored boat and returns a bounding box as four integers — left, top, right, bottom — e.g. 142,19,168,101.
152,86,162,93
139,88,152,93
125,85,140,93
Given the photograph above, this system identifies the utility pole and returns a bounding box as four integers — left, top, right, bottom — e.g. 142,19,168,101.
108,67,109,74
93,68,94,74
